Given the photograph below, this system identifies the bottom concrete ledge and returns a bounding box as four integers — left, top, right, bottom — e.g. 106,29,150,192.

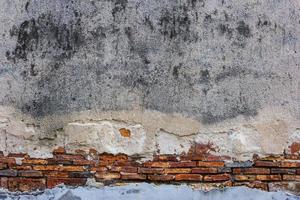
0,183,299,200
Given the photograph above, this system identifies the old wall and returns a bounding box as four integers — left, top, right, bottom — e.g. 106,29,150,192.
0,0,299,193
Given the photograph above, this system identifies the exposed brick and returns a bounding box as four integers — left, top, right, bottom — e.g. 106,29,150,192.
47,158,72,165
169,161,196,168
22,158,47,165
284,154,300,160
297,169,300,175
153,155,178,162
111,166,137,173
254,161,279,167
0,170,17,177
191,168,218,174
90,166,107,173
8,153,28,158
138,168,164,174
290,142,300,154
47,178,86,188
0,163,7,170
143,162,170,168
69,172,93,178
99,154,128,163
180,155,205,161
43,171,69,178
58,166,85,172
121,173,146,180
8,178,46,192
198,161,224,167
280,161,300,168
282,175,300,181
13,165,32,170
233,168,270,175
33,165,60,171
175,174,202,181
53,147,66,154
18,170,43,177
95,173,120,180
204,174,231,182
226,161,253,168
73,159,96,166
0,158,16,166
256,175,281,181
271,168,296,174
234,175,256,181
54,154,85,161
165,168,191,174
148,175,175,181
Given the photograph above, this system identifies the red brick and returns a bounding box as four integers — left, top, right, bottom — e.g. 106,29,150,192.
54,154,85,161
8,178,46,192
175,174,202,181
95,173,120,180
73,159,96,166
43,171,69,178
297,169,300,175
180,155,205,161
198,161,224,167
111,166,137,173
290,142,300,154
33,165,60,171
143,162,170,168
191,168,218,174
47,178,86,188
254,161,279,167
0,163,7,170
148,175,175,181
233,168,270,175
90,166,107,173
138,168,164,174
280,161,300,168
18,170,43,177
282,175,300,181
234,175,256,181
153,155,178,162
121,173,146,180
13,165,32,170
8,153,28,158
169,161,196,168
22,158,48,165
53,147,66,154
47,158,72,165
204,174,231,182
165,168,191,174
256,175,281,181
99,154,128,162
58,166,85,172
0,158,16,166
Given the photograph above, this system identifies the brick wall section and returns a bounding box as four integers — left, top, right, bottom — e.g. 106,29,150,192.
0,147,300,192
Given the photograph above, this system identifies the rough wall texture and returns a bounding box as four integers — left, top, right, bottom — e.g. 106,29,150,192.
0,0,299,193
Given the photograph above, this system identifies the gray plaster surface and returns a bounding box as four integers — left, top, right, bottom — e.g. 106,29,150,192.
0,183,299,200
0,0,299,124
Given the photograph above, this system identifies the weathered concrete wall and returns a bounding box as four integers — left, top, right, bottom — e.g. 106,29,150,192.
0,0,299,160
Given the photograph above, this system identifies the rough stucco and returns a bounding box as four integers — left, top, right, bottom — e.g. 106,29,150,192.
0,0,299,160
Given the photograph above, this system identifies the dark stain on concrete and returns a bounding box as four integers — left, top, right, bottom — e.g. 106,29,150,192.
236,21,251,38
7,12,84,62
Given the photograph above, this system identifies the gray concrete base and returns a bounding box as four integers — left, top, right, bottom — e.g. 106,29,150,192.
0,183,299,200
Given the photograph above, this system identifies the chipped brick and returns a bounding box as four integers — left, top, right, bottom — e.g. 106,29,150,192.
22,159,47,165
148,175,175,181
234,175,256,181
198,161,224,167
271,168,296,174
95,173,120,180
47,178,86,188
143,162,170,168
233,168,270,175
8,178,45,192
175,174,202,181
191,168,218,174
169,161,196,168
254,161,279,167
18,170,43,177
204,174,231,182
256,175,281,181
121,173,146,180
138,168,164,174
165,168,191,174
0,170,17,177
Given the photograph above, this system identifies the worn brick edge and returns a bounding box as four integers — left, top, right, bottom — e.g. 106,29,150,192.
0,146,300,192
